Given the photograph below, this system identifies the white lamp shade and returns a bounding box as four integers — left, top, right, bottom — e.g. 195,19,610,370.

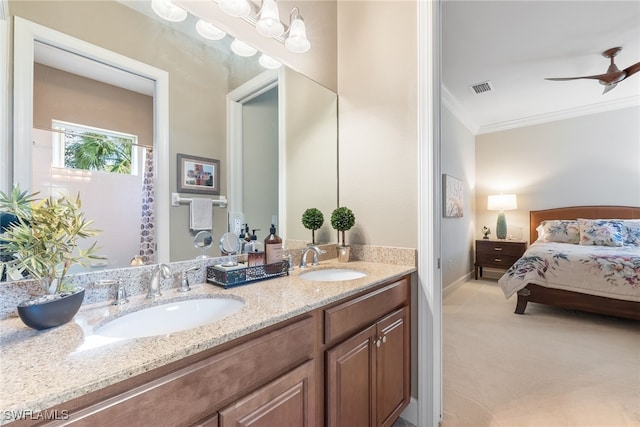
285,18,310,53
151,0,187,22
256,0,285,38
195,20,226,41
259,54,282,69
487,194,518,211
230,39,257,57
218,0,251,17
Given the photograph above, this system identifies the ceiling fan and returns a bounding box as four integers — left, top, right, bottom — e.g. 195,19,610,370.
545,47,640,94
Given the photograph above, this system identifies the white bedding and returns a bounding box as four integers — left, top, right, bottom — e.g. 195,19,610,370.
498,242,640,302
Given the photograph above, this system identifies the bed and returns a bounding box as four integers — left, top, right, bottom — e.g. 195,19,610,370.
497,206,640,320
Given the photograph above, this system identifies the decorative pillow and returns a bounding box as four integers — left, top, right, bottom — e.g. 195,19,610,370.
578,219,624,247
538,220,580,244
620,220,640,246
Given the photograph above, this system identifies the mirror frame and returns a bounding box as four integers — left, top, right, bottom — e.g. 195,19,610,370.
12,16,171,263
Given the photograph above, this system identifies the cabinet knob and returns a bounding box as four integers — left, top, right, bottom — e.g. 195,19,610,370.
382,336,387,344
375,338,381,348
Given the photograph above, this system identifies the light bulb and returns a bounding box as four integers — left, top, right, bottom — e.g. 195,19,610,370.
218,0,251,17
256,0,285,38
285,17,310,53
151,0,187,22
195,19,226,41
230,39,257,57
259,54,282,69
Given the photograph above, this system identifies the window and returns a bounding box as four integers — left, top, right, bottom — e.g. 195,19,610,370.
51,120,138,175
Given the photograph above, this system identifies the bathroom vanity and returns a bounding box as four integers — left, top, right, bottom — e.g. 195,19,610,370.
0,261,414,426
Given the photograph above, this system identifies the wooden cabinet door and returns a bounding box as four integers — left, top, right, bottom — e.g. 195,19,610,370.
375,308,409,427
326,324,376,427
219,360,316,427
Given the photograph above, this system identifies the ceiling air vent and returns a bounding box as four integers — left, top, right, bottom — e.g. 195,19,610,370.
469,81,493,95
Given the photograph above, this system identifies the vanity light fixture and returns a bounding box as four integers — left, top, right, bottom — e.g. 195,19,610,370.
256,0,285,38
151,0,188,22
195,19,227,41
218,0,251,18
258,53,282,69
284,8,310,53
230,39,258,57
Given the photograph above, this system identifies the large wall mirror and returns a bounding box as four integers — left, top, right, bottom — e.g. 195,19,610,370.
6,0,337,276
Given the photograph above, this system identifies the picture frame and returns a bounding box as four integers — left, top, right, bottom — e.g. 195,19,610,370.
443,174,463,218
177,153,220,195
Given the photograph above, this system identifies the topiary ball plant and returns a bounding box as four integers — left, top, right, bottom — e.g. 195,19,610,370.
301,208,324,244
331,207,356,248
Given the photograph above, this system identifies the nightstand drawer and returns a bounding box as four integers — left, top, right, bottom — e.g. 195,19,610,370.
476,240,526,257
476,253,521,269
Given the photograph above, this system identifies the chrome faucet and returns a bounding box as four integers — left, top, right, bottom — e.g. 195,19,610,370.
299,245,326,268
147,263,171,299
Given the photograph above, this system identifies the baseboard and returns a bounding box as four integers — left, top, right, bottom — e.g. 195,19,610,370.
400,397,418,425
443,272,472,298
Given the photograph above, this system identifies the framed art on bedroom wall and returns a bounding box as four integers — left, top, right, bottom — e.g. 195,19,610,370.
443,174,463,218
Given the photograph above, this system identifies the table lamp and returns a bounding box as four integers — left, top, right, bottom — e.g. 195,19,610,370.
487,194,517,239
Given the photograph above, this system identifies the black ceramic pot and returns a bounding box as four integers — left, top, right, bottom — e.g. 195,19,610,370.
17,288,85,330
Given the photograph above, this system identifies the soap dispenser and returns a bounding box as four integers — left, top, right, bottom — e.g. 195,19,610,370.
264,224,283,272
247,230,264,267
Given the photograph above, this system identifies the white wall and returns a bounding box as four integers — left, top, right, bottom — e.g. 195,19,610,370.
441,104,475,288
476,106,640,243
337,0,418,248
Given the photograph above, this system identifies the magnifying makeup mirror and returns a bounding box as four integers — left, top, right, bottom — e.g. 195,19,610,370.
193,230,214,259
219,232,241,267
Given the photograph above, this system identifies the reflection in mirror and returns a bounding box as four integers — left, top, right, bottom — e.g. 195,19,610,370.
8,1,338,281
194,230,214,259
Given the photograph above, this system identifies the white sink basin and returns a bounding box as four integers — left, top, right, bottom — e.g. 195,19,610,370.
94,297,245,339
299,268,367,282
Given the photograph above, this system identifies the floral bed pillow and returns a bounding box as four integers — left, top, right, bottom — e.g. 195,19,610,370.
621,220,640,246
537,220,580,244
578,219,624,247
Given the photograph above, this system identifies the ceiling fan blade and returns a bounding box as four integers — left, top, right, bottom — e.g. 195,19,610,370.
622,61,640,79
602,82,617,94
545,72,611,82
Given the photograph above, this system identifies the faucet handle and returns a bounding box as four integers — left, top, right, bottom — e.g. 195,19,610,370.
178,266,199,292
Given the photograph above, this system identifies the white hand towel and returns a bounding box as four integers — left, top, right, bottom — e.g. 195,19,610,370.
190,198,213,231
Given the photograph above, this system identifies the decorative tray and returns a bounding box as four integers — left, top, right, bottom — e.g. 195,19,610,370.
206,261,289,289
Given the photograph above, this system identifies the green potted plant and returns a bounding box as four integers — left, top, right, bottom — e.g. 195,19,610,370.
330,206,356,263
301,208,324,245
0,186,101,330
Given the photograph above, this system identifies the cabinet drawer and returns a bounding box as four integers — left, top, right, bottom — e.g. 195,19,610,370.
65,317,314,426
476,241,525,257
324,278,409,345
476,253,520,269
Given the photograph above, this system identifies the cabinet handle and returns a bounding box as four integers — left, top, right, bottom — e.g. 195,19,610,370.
494,258,502,262
382,335,387,344
494,247,503,251
375,338,381,348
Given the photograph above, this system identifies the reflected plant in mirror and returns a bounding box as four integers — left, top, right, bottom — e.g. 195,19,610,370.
0,186,102,292
301,208,324,245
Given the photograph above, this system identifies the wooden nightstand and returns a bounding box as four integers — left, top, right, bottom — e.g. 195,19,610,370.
474,239,527,280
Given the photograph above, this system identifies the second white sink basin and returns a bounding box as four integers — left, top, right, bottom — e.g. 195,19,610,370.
94,297,244,339
299,268,367,282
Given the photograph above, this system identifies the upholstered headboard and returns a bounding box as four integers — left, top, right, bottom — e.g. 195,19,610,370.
529,206,640,243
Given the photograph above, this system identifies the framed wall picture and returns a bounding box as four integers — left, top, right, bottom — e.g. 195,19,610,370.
443,174,463,218
177,153,220,195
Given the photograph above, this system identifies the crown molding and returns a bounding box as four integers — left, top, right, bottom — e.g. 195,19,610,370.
476,95,640,135
440,84,479,134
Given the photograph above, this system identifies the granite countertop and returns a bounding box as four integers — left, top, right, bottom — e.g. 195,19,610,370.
0,260,415,424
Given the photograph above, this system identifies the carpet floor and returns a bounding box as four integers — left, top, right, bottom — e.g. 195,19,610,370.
442,279,640,427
